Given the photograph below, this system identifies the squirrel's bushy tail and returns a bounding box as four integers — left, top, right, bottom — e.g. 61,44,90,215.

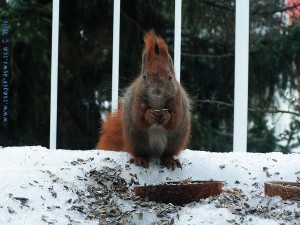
96,109,123,151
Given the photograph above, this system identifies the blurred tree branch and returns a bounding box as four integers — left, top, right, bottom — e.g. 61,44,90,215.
201,0,300,15
181,52,234,58
197,99,300,117
252,2,300,15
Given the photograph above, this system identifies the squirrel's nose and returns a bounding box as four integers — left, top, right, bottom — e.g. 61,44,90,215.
150,88,163,100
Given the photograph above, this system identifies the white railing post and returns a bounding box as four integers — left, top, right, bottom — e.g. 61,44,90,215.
111,0,121,113
50,0,60,150
174,0,182,82
233,0,250,152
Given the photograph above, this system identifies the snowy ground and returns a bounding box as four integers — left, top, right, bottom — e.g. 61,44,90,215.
0,146,299,225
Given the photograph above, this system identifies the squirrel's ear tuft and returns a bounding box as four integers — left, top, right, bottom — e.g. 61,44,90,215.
156,36,168,58
143,30,156,59
143,30,169,61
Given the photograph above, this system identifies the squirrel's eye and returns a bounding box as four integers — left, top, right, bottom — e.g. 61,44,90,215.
168,75,172,81
143,74,147,80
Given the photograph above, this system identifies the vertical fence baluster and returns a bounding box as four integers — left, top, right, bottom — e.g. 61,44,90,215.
50,0,60,150
174,0,182,82
233,0,250,152
111,0,121,113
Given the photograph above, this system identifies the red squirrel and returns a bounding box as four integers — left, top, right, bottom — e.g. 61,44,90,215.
96,30,191,170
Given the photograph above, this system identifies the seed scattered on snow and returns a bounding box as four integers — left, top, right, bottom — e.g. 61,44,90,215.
7,206,15,214
48,186,57,198
219,164,226,169
4,153,299,224
41,215,58,224
61,164,300,224
13,197,29,207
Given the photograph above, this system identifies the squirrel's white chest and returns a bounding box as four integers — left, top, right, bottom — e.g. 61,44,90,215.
148,125,167,157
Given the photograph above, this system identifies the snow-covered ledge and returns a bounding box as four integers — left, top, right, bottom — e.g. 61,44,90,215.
0,146,299,224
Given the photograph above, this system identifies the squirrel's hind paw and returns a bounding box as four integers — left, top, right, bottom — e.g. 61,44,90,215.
160,156,182,171
130,156,149,168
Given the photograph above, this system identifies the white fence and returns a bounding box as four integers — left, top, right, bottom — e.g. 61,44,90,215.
50,0,59,149
49,0,250,152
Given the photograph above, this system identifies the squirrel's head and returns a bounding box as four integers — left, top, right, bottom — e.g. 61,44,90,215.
140,30,177,109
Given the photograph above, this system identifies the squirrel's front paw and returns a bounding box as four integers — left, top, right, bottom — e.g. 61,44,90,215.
159,110,171,125
130,156,149,168
145,109,159,125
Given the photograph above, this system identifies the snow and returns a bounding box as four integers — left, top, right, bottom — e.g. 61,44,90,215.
0,146,299,225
